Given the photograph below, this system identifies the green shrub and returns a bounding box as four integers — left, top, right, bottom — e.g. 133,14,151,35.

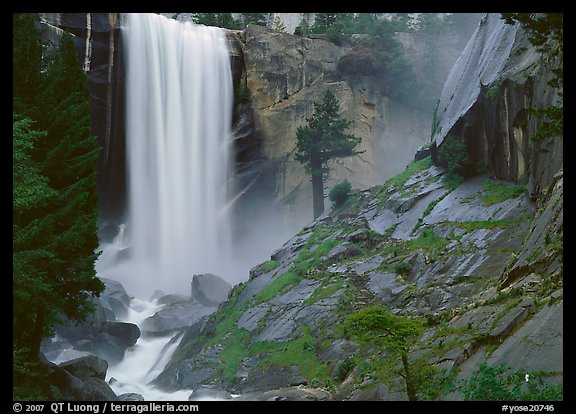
329,179,352,207
438,135,471,189
262,260,280,273
453,363,563,401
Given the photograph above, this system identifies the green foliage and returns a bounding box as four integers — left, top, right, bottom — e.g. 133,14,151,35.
251,326,331,384
295,89,363,218
271,16,287,33
234,81,251,105
241,13,268,27
329,179,352,207
13,16,104,398
390,261,412,277
501,14,563,147
192,13,242,30
453,363,562,401
303,278,345,306
13,14,44,117
438,135,470,185
388,157,433,189
481,180,526,206
531,105,563,152
487,84,499,100
294,19,311,36
262,260,281,273
348,306,424,357
408,227,449,254
337,21,416,99
253,271,302,303
13,346,48,400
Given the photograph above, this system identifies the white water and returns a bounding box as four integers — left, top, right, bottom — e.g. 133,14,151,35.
97,12,234,299
106,299,193,400
95,13,236,400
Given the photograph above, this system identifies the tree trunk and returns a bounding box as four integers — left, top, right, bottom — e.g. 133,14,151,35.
402,354,418,401
311,154,324,219
30,305,45,359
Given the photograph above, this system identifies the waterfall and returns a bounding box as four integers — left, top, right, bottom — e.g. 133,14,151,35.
100,13,234,298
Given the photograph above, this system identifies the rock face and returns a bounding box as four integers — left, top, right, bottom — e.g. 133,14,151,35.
191,273,233,306
431,13,562,198
235,24,465,228
41,354,119,400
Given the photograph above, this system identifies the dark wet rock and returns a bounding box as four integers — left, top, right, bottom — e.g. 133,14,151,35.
189,385,233,401
349,382,408,401
59,355,108,380
191,273,232,306
157,294,189,306
487,302,563,372
141,300,216,335
367,272,408,305
118,393,145,401
149,290,166,302
99,277,132,321
41,354,119,401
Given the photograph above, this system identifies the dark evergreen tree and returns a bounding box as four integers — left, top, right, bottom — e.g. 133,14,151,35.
295,90,363,219
192,13,242,30
13,16,103,370
240,13,268,27
13,13,44,118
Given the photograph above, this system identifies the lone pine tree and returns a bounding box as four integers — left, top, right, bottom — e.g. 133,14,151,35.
295,89,363,219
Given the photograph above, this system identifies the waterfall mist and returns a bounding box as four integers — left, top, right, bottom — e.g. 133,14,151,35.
97,13,235,298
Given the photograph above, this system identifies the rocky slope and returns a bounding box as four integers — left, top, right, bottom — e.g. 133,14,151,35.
153,155,562,400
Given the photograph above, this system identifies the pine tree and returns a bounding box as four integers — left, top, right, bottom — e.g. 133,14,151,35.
241,13,268,27
295,90,363,219
12,17,104,362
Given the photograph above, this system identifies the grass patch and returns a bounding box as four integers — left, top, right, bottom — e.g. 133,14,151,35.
303,277,345,305
253,271,302,303
251,326,331,384
219,327,251,383
481,180,527,206
386,156,433,189
262,260,280,273
445,217,529,231
408,227,450,255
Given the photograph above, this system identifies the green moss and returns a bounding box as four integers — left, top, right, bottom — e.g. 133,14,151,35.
303,277,345,305
445,217,529,231
251,326,331,384
253,271,302,303
481,180,527,206
262,260,280,273
386,156,433,189
219,327,251,383
408,227,449,255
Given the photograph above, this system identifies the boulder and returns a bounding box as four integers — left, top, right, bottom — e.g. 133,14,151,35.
118,393,145,401
59,355,108,380
189,385,233,401
99,277,132,321
141,300,217,335
43,354,119,401
191,274,232,307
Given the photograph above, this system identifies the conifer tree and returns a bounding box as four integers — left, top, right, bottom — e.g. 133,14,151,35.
295,90,363,219
13,16,103,362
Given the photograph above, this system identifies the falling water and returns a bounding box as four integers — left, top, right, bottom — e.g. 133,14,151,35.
100,13,234,298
